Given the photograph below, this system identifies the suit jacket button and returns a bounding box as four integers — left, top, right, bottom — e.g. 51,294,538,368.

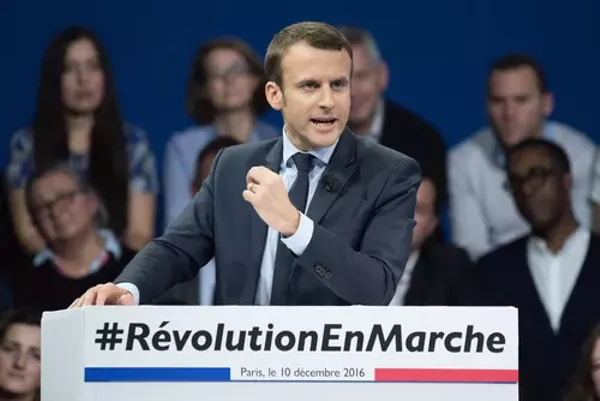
315,265,326,276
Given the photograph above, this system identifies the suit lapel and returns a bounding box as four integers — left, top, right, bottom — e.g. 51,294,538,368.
242,139,283,304
306,129,358,224
243,131,358,302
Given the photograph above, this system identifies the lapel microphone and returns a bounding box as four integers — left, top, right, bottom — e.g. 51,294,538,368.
323,173,338,193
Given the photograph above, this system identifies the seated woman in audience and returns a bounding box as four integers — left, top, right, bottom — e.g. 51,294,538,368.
163,37,280,224
564,323,600,401
0,308,41,401
15,164,136,311
6,25,158,255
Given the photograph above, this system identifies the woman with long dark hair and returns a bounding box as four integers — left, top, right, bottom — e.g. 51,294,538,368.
6,26,158,254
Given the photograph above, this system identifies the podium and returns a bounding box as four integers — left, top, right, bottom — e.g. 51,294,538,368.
41,306,518,401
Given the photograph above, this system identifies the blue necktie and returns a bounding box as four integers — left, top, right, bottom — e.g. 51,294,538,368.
270,153,314,305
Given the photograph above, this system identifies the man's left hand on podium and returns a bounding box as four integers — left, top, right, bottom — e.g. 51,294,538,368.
69,283,135,308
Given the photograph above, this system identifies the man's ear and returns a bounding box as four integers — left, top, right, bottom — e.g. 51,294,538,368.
563,173,573,191
542,91,554,117
265,81,283,110
377,61,389,93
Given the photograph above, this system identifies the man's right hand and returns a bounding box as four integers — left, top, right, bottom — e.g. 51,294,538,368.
69,283,134,308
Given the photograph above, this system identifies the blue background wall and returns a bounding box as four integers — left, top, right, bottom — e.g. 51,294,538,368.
1,0,598,225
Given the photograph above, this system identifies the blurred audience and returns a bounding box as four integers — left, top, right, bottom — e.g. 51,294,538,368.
389,169,476,306
163,38,280,226
337,26,447,205
449,53,598,260
14,164,135,311
5,26,158,255
0,309,41,401
2,21,599,397
564,323,600,401
477,139,600,401
157,136,241,305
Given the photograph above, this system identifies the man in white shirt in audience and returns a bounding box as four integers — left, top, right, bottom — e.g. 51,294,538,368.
448,53,599,260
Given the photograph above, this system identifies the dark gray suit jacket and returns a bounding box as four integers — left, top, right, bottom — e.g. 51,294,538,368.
115,129,421,305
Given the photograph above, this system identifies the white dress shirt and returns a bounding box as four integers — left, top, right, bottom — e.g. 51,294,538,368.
388,250,420,306
527,227,590,332
118,129,337,305
448,120,598,260
253,130,337,305
368,99,385,141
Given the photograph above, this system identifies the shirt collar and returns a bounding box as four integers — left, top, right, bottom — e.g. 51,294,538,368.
281,126,338,168
33,229,122,269
528,225,588,256
369,98,385,140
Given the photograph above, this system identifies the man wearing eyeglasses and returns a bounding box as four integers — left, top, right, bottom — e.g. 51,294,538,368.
476,138,600,401
13,163,137,311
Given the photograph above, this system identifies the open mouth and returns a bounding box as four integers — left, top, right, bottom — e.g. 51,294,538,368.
310,117,337,127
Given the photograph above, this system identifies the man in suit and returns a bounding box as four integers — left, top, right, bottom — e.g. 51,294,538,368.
477,138,600,401
71,21,421,307
389,169,476,306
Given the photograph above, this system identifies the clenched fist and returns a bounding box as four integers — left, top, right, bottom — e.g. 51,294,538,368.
242,166,300,237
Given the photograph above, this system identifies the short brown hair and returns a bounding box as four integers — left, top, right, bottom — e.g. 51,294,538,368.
337,25,382,62
265,22,353,87
487,53,548,94
186,38,269,125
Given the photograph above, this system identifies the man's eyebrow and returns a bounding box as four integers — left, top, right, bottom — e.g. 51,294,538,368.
332,77,349,84
296,79,320,86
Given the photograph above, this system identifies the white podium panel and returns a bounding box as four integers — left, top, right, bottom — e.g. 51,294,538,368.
41,306,518,401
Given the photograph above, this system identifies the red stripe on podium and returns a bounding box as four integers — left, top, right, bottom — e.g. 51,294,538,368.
374,368,518,383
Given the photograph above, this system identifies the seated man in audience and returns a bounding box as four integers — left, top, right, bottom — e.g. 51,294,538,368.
389,169,476,306
0,308,41,401
156,136,241,305
337,26,447,204
477,139,600,401
449,53,598,260
15,164,136,311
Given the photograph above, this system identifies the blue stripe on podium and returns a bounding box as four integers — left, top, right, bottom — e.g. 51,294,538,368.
84,367,231,382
